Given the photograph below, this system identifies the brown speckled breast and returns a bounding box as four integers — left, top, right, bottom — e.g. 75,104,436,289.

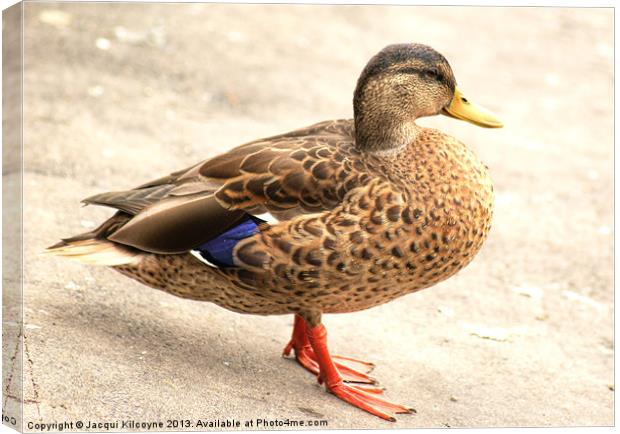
115,127,493,317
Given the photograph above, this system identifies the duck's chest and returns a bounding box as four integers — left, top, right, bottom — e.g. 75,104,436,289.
332,134,495,309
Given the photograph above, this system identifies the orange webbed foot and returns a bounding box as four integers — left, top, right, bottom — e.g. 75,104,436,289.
285,315,415,422
328,382,416,421
283,315,375,383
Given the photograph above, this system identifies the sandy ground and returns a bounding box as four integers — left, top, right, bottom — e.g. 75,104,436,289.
2,3,614,431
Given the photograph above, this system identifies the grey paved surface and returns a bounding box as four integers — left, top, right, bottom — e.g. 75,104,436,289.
5,3,614,430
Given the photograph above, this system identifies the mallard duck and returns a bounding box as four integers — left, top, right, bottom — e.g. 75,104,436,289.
48,43,502,421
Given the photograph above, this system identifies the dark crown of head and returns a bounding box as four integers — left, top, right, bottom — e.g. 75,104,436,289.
355,43,455,96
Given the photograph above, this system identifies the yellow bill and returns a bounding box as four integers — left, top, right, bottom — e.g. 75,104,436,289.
442,87,503,128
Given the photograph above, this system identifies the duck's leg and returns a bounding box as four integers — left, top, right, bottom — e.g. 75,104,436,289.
304,315,415,421
283,314,375,383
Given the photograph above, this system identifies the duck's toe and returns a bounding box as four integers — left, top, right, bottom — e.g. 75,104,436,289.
286,344,377,384
332,355,375,374
328,382,416,422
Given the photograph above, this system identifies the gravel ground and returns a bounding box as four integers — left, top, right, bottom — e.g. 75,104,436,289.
3,3,614,431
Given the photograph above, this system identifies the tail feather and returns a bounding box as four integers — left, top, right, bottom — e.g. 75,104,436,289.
45,238,142,266
46,211,142,266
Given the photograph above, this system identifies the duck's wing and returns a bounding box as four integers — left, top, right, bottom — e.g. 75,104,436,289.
83,119,370,254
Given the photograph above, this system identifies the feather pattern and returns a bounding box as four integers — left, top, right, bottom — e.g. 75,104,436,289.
48,119,494,316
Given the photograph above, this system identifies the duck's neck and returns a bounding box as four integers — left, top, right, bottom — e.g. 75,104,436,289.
353,83,421,152
354,116,419,152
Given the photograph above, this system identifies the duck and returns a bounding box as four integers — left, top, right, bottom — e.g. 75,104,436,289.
47,43,502,421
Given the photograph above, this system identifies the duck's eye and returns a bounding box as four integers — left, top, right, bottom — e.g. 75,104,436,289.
423,69,440,80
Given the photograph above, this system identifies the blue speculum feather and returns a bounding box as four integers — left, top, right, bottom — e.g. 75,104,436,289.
195,216,263,267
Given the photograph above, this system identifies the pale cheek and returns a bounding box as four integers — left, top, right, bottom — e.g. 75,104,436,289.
409,84,439,115
412,98,438,117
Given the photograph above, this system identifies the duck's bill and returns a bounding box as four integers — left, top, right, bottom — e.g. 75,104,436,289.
441,87,503,128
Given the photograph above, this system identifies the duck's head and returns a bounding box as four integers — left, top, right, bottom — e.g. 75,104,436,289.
353,43,502,151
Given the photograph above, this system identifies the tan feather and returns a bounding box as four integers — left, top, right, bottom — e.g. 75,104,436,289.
44,239,142,266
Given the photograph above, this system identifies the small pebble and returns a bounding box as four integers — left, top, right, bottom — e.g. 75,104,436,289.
95,38,111,50
512,284,542,299
545,73,560,87
65,281,78,290
114,26,147,44
227,31,247,43
101,148,115,158
87,86,104,98
437,306,454,317
38,9,72,28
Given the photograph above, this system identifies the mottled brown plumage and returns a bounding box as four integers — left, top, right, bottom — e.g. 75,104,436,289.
48,43,502,421
108,126,492,316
